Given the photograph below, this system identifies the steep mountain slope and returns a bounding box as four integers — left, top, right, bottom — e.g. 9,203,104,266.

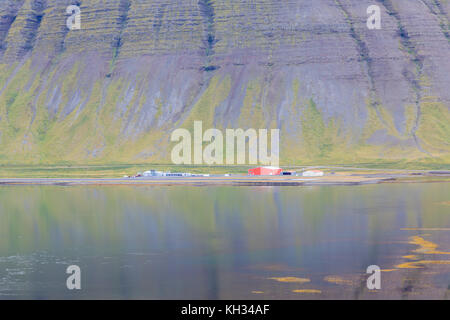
0,0,449,165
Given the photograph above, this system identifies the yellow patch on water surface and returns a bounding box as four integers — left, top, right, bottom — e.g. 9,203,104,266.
422,260,450,265
395,262,423,269
323,276,353,285
395,260,450,269
268,277,310,283
292,289,322,294
381,269,397,272
251,291,264,294
439,201,450,206
402,255,420,260
409,236,450,255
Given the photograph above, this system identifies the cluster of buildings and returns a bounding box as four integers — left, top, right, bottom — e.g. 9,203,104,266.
133,170,210,178
129,167,324,179
248,166,324,177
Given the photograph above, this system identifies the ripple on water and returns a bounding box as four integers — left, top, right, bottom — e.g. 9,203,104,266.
0,252,76,292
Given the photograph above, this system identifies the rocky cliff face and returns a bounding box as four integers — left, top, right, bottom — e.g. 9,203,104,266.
0,0,449,165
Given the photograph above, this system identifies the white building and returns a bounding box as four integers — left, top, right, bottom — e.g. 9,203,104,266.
302,170,324,177
143,170,164,177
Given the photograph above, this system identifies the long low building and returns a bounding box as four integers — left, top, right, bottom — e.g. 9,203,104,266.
142,170,192,177
302,170,324,177
248,166,283,176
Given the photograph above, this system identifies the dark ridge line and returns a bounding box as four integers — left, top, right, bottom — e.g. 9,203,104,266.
334,0,389,130
334,1,376,92
153,3,168,44
376,0,431,156
108,0,131,75
27,0,82,133
198,0,219,72
261,1,281,70
0,0,26,61
419,0,450,41
259,4,279,128
28,0,80,131
376,0,424,80
428,0,450,41
17,0,47,61
432,0,450,20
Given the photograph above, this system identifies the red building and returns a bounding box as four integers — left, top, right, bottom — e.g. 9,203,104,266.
248,166,282,176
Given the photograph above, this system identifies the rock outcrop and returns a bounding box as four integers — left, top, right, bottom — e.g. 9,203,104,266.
0,0,449,164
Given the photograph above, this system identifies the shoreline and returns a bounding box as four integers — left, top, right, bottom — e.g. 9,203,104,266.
1,173,449,186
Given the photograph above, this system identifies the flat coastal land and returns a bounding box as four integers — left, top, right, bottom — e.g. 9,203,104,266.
1,170,449,186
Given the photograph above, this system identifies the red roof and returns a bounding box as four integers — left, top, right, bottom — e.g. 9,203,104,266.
248,167,282,176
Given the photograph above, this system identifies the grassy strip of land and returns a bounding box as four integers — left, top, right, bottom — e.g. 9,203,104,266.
0,160,448,179
0,164,252,178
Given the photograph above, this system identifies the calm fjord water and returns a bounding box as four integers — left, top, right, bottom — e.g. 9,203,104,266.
0,183,449,299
